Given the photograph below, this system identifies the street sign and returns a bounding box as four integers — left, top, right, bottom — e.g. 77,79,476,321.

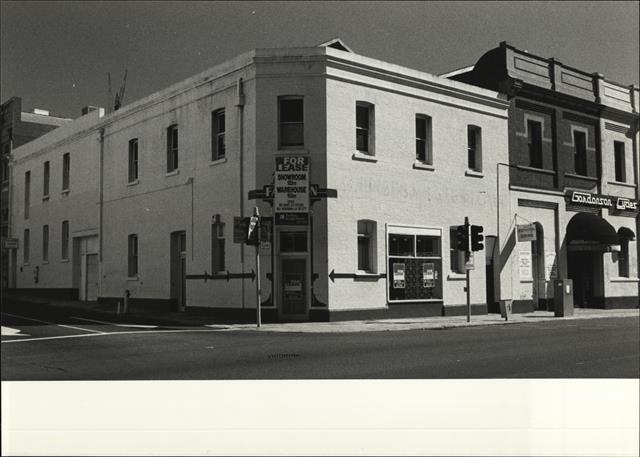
3,238,18,249
517,224,537,242
275,212,309,226
464,252,475,270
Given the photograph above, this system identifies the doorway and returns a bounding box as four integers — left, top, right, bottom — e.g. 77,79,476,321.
567,250,598,307
85,253,99,301
277,229,309,320
170,231,187,311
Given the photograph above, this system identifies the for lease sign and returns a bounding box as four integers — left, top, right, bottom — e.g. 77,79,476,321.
275,156,309,214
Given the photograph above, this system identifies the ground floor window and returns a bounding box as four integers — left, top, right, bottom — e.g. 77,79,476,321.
387,226,442,302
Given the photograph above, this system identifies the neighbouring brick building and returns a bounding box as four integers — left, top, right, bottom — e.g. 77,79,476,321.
1,97,71,290
445,41,640,311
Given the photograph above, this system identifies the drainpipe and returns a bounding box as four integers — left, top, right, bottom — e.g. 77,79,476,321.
98,128,105,299
236,77,246,308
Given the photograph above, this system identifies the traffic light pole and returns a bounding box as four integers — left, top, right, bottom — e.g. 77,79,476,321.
464,217,471,323
254,207,262,328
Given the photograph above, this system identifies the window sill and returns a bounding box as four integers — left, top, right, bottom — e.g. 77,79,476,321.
413,162,435,171
61,189,70,195
127,276,140,281
61,258,70,263
607,180,636,189
42,261,49,265
564,172,598,181
447,273,466,280
610,277,639,283
516,165,556,175
209,157,227,167
278,147,308,154
42,195,49,201
354,272,381,281
520,279,533,283
465,169,484,178
352,152,377,163
127,179,139,187
165,169,180,177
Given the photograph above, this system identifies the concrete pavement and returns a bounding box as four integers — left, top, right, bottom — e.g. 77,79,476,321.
3,292,638,333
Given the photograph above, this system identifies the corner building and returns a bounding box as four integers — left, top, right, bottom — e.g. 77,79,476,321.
448,42,640,311
9,40,510,320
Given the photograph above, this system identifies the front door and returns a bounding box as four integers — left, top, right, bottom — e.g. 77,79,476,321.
280,258,307,318
568,251,595,307
170,231,187,311
85,253,99,301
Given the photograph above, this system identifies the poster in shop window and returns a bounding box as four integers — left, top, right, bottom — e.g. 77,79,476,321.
392,263,406,288
423,262,435,288
519,251,532,280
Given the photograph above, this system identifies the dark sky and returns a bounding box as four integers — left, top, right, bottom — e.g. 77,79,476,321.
1,1,638,119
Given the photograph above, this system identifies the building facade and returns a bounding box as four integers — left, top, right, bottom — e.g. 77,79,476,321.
8,40,513,320
447,41,640,311
0,97,71,290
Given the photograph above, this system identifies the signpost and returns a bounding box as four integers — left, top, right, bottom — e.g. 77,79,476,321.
249,207,262,328
456,217,485,323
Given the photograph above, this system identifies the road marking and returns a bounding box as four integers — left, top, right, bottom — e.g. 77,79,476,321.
1,328,221,344
71,316,158,329
1,312,105,334
1,326,31,337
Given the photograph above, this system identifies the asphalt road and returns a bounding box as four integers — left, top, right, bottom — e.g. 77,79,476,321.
2,304,639,380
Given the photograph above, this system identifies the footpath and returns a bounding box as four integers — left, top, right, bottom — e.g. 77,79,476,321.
3,292,639,333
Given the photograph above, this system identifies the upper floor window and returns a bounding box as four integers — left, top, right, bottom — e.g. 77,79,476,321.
527,120,542,168
357,220,376,273
573,130,587,175
61,220,69,260
278,97,304,148
128,234,138,277
23,229,30,264
212,109,226,160
416,115,432,164
614,141,626,183
166,124,179,173
211,219,225,273
128,139,139,182
43,161,50,197
356,103,374,155
42,224,49,262
62,152,70,191
24,171,30,219
467,125,482,172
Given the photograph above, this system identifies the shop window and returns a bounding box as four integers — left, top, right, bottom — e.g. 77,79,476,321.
527,120,542,168
415,115,432,164
357,220,376,273
212,109,226,160
467,125,482,172
279,97,304,148
356,102,374,155
389,234,414,257
449,227,465,274
62,152,70,191
42,225,49,262
166,124,179,172
24,171,30,219
43,161,50,197
128,234,138,277
279,231,307,253
61,220,69,260
211,220,225,273
614,141,626,182
128,139,139,182
23,228,30,264
573,130,587,175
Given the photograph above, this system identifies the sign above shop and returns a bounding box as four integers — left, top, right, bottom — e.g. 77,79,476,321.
566,191,638,213
517,224,537,242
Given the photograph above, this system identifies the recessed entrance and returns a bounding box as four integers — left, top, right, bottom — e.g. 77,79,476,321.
277,229,309,320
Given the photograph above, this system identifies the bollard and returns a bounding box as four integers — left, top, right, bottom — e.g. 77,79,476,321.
116,301,121,315
124,289,130,314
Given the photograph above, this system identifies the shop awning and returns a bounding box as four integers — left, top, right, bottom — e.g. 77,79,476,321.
566,212,620,245
618,227,635,240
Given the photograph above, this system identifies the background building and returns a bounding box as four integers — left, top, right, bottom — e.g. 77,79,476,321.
8,40,510,320
0,97,70,290
446,41,640,310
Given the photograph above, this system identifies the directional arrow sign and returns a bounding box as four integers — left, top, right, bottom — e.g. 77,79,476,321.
329,269,387,282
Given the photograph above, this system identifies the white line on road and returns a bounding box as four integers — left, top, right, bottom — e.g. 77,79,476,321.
71,316,158,329
1,312,105,334
1,328,221,344
1,326,31,337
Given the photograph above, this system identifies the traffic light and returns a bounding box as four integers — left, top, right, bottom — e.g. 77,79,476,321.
455,225,469,253
470,225,484,251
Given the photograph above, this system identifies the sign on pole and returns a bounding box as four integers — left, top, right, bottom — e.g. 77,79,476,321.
517,224,537,242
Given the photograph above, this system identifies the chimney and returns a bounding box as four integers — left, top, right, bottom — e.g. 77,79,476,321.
32,108,50,116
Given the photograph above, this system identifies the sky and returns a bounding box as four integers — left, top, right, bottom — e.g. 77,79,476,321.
1,1,638,119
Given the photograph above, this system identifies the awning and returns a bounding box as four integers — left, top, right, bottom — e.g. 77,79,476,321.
566,212,620,245
618,227,635,240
